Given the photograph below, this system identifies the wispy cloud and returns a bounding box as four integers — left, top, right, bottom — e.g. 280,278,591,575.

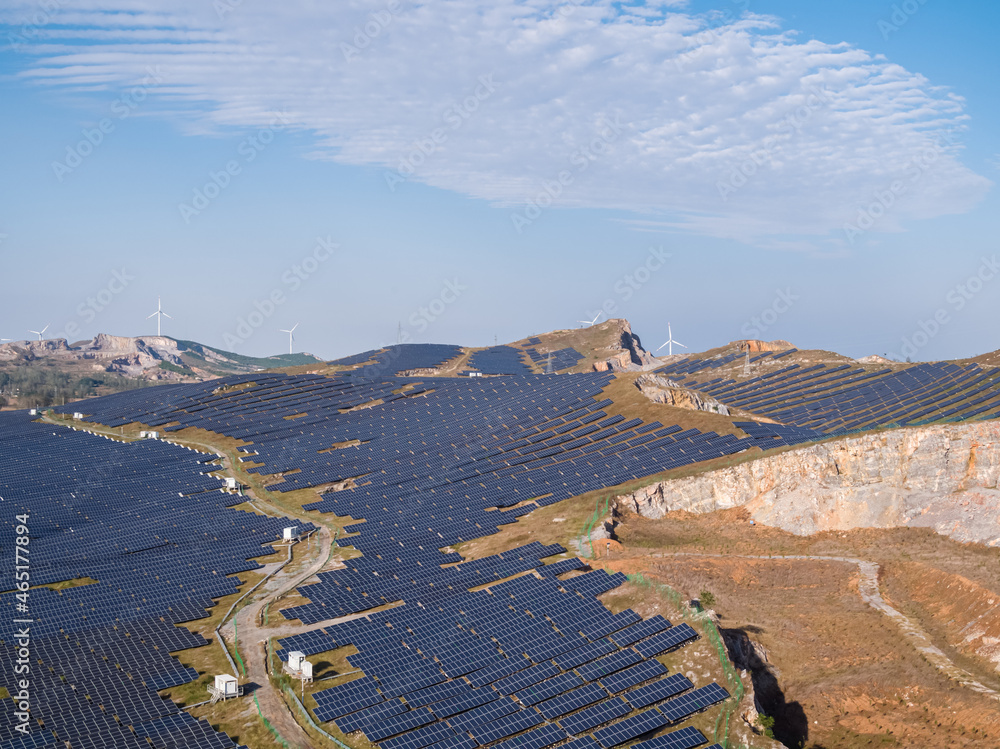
3,0,990,247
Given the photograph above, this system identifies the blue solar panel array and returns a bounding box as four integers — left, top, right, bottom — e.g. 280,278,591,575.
330,344,464,376
525,347,586,372
0,411,299,749
28,341,774,749
278,552,730,747
468,346,534,375
658,356,1000,434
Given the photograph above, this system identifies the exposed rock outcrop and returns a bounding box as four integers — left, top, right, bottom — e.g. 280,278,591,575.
78,334,187,375
0,338,71,361
592,320,657,372
614,420,1000,545
733,339,794,353
634,374,730,415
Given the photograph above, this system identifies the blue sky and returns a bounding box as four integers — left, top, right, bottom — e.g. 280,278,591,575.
0,0,997,362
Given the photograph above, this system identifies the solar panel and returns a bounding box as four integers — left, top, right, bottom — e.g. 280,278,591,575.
447,698,520,731
470,709,544,744
562,737,600,749
657,683,730,724
576,648,644,681
558,697,631,735
495,662,562,695
336,699,406,733
536,682,609,720
431,688,500,719
600,660,668,694
623,673,693,709
515,672,584,706
634,624,698,657
487,722,568,749
382,721,456,749
591,707,668,747
632,726,709,749
365,708,435,741
609,615,672,647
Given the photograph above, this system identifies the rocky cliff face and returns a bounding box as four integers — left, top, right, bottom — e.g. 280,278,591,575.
78,334,186,376
592,320,657,372
614,421,1000,546
635,374,730,415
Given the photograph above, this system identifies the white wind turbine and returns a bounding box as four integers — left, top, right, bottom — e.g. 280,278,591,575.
147,297,172,336
27,324,49,341
578,312,603,328
656,322,687,356
279,323,299,355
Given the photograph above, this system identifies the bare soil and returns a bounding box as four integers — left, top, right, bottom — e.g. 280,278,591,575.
611,509,1000,748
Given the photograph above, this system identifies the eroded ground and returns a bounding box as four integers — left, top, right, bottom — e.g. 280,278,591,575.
609,508,1000,748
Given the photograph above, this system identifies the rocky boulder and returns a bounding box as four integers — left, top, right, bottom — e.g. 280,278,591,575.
634,374,730,415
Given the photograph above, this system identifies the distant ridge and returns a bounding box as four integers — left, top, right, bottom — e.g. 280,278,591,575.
0,334,322,409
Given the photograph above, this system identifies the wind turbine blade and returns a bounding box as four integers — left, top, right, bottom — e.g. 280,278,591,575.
656,341,668,351
147,311,158,319
673,341,688,348
161,312,172,319
41,325,49,334
290,323,299,332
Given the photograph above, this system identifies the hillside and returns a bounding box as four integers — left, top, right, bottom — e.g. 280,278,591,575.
0,334,321,408
6,322,1000,749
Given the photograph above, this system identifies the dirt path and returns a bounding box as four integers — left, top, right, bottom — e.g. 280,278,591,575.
224,525,337,749
47,416,374,744
163,431,347,747
628,550,1000,703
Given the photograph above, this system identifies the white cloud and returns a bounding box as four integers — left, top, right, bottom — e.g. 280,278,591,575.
3,0,991,246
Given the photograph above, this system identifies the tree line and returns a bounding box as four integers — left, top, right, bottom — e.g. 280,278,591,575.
0,367,151,409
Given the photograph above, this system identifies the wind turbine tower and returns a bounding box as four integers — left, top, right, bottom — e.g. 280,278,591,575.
147,297,172,337
28,325,49,342
279,323,299,355
656,323,687,357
